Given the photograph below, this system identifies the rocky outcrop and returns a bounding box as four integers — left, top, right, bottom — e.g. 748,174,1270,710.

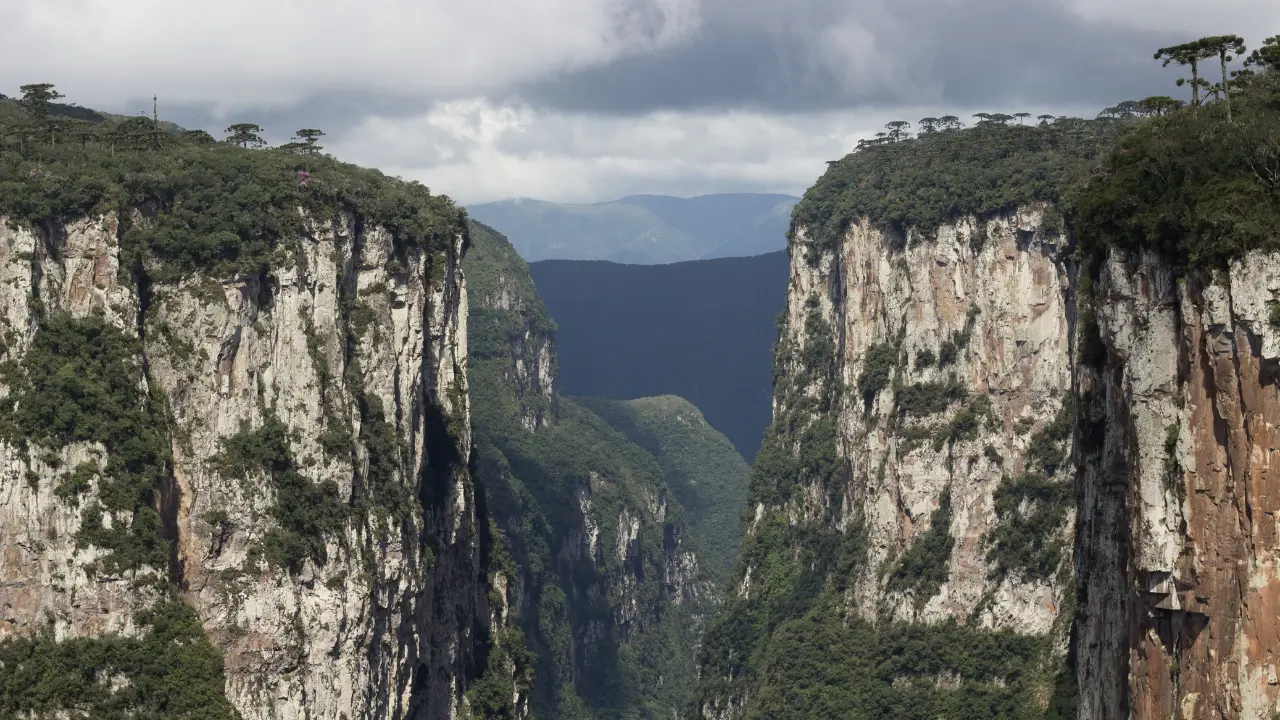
799,205,1076,631
696,206,1077,719
1077,249,1280,720
0,207,491,719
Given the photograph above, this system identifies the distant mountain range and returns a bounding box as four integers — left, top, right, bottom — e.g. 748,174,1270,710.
468,193,799,264
529,251,789,460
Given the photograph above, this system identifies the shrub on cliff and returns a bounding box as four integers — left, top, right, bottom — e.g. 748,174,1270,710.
0,599,238,720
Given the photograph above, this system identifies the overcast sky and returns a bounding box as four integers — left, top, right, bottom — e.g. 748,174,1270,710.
2,0,1276,204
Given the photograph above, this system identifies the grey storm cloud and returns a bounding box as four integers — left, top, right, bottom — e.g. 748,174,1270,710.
6,0,1272,203
515,0,1184,114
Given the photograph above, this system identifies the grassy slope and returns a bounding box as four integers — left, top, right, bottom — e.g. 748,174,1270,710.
577,395,750,584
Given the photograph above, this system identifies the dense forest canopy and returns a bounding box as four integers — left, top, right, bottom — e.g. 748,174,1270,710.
1073,40,1280,271
790,114,1129,259
0,86,463,283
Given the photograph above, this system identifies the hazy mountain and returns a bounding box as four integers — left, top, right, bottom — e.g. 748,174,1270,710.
467,193,798,264
529,251,789,460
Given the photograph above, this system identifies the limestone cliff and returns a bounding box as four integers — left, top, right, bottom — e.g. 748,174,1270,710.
0,172,500,717
1076,249,1280,720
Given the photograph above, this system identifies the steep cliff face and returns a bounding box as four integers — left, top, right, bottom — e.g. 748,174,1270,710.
1068,72,1280,720
696,208,1077,719
467,221,732,719
1076,249,1280,720
692,119,1129,719
798,206,1076,631
0,147,501,718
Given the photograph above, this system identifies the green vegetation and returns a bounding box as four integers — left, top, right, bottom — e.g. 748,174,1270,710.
467,221,710,719
938,307,980,368
527,248,788,460
214,418,346,572
1163,423,1181,480
213,395,416,574
464,625,536,719
886,489,955,609
696,271,873,714
985,405,1075,583
858,342,899,409
933,395,995,451
895,376,968,418
792,117,1126,260
467,221,557,428
745,612,1060,720
577,395,750,584
1072,64,1280,272
0,86,473,717
0,313,172,574
0,598,238,719
0,89,464,284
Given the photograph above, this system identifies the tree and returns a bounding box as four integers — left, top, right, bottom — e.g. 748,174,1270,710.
1014,112,1032,124
990,113,1015,125
1195,35,1246,120
110,117,160,153
885,120,911,142
1244,36,1280,72
1155,41,1218,107
57,118,95,153
183,129,216,145
17,83,63,121
938,115,963,130
1037,115,1055,125
1177,75,1212,105
1138,96,1184,116
973,112,992,124
281,128,326,155
225,123,266,148
18,83,65,146
918,117,939,134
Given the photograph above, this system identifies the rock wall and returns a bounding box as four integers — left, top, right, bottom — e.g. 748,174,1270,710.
0,209,493,719
696,206,1077,719
791,205,1075,630
1077,249,1280,720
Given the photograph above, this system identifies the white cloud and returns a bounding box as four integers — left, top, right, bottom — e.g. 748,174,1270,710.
0,0,701,109
327,99,1096,204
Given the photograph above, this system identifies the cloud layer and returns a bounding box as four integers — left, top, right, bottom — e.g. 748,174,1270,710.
3,0,1277,203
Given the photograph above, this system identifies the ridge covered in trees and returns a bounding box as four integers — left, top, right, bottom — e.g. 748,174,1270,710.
0,84,462,282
